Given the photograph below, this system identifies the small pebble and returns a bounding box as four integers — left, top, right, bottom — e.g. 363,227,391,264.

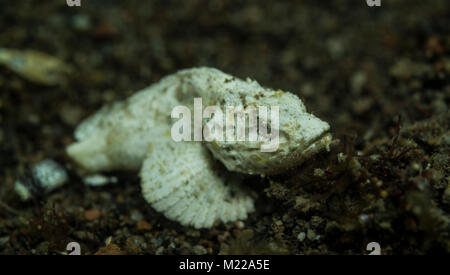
72,14,92,31
83,174,117,187
297,232,306,242
193,245,207,255
155,246,164,255
95,244,125,255
130,209,144,222
314,168,325,177
307,229,317,241
137,220,152,231
104,236,112,245
84,209,101,221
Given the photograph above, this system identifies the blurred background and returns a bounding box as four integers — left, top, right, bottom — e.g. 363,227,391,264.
0,0,449,255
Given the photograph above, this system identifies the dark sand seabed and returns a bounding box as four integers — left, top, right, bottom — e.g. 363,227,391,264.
0,0,449,254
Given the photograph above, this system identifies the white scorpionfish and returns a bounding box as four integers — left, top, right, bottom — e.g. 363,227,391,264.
67,67,332,228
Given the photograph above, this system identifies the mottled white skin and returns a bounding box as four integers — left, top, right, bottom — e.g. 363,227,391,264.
68,67,331,174
192,71,332,175
66,67,331,228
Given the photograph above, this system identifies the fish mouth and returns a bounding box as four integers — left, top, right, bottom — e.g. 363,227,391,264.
300,131,333,160
263,131,332,175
